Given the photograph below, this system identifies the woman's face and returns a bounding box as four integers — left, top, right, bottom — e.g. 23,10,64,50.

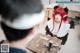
54,14,61,23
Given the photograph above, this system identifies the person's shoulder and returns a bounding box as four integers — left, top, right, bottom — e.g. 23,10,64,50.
61,22,70,29
64,23,70,29
10,47,27,53
47,19,53,23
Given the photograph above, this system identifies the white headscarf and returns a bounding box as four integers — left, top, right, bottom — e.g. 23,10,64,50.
1,11,45,30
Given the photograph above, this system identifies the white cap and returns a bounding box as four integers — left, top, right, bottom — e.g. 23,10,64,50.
2,11,45,30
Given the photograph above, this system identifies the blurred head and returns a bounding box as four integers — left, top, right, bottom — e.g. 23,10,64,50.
0,0,45,42
53,6,69,23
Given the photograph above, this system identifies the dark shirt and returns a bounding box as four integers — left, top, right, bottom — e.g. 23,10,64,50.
9,47,27,53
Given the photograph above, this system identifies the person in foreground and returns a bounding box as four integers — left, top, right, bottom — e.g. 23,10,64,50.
0,0,45,53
